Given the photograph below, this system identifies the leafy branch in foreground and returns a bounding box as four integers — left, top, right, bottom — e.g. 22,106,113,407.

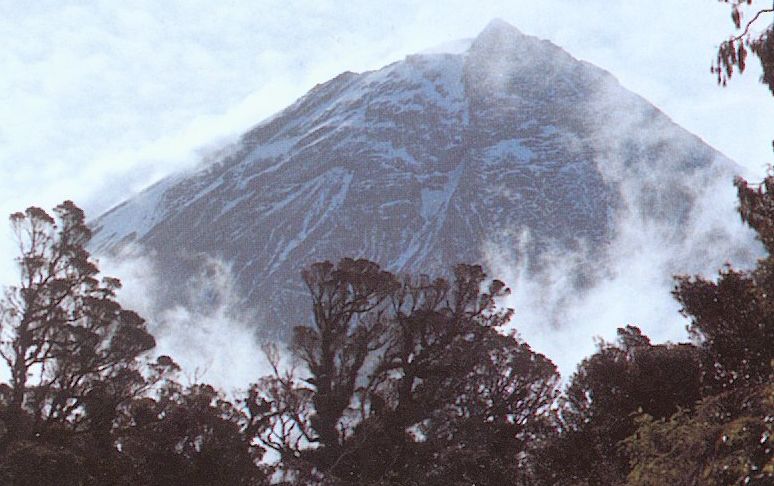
712,1,774,94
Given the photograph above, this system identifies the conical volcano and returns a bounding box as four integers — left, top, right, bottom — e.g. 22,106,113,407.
91,19,737,335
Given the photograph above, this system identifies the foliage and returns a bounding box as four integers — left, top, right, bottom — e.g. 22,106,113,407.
249,259,560,485
531,326,703,485
713,1,774,95
626,385,773,486
4,177,773,485
0,202,165,452
625,176,774,485
0,202,268,485
118,383,270,485
672,178,774,391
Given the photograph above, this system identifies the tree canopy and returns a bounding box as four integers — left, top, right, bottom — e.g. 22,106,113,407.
0,202,269,485
713,1,774,95
622,177,774,485
248,259,560,485
1,179,773,484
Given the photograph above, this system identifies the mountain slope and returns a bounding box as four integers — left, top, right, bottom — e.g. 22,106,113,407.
91,19,736,335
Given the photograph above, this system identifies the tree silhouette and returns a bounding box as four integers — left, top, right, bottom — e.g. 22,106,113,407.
713,1,774,95
249,259,559,485
0,202,269,485
532,326,702,486
0,202,169,453
625,177,774,485
118,383,269,486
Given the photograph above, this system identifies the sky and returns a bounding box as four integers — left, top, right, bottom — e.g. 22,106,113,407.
1,1,773,384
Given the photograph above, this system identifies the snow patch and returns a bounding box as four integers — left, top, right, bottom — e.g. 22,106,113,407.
268,169,354,272
90,175,179,251
419,163,464,222
484,139,535,163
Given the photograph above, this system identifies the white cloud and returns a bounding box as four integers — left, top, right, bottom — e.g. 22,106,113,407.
483,74,766,377
2,1,770,215
488,175,762,379
97,246,275,394
1,0,771,379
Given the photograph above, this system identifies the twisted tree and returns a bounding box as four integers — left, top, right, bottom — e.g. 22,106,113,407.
249,259,559,485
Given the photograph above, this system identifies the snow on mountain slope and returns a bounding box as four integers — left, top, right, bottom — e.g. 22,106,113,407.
91,19,743,336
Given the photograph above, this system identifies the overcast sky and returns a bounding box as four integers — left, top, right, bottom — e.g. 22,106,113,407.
1,0,772,382
3,1,772,214
1,2,772,269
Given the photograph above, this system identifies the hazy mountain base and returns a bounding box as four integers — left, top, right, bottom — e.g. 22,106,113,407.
3,176,771,484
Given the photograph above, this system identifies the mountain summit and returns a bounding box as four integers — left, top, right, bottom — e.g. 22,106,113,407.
91,20,737,335
478,17,525,39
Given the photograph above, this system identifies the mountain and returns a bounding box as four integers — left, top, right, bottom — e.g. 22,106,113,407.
90,19,737,336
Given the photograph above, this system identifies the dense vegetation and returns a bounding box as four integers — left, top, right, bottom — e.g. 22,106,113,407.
0,173,772,484
0,203,268,485
0,4,771,483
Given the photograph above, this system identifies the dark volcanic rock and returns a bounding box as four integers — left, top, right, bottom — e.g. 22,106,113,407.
91,19,734,335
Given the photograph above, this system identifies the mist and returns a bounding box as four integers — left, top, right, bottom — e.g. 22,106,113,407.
91,33,769,387
100,153,763,388
489,180,760,378
98,246,276,395
486,80,765,378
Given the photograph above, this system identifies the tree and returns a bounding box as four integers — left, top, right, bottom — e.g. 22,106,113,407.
531,326,703,486
0,202,168,453
624,176,774,485
713,1,774,95
616,5,774,483
118,383,270,486
294,258,399,467
673,177,774,392
249,259,560,485
247,258,402,482
358,266,558,485
625,384,773,486
0,202,269,485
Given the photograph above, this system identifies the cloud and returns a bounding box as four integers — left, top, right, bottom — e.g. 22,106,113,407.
484,75,765,378
488,175,761,379
1,0,771,379
97,246,276,395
